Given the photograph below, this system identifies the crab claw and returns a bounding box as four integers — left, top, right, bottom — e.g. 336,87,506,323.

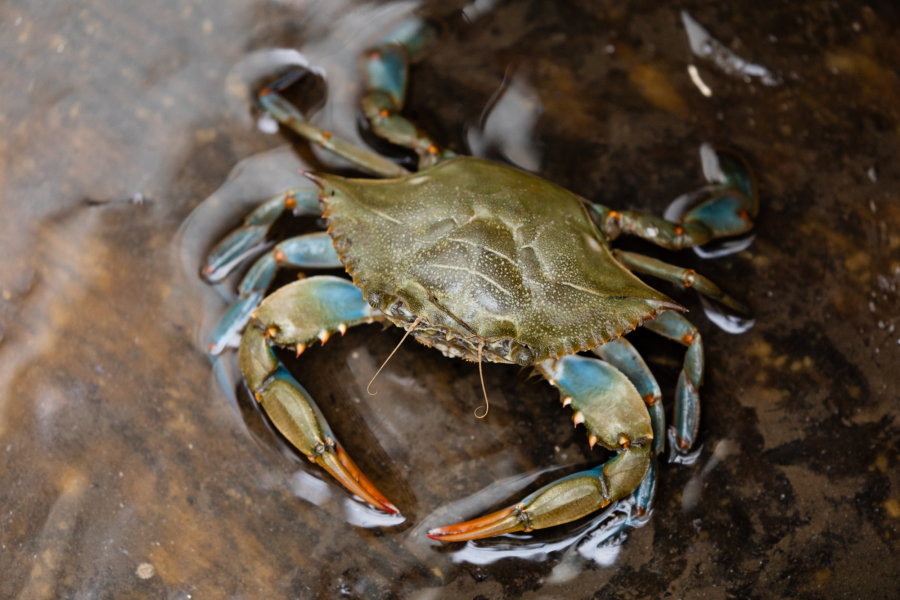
428,444,650,542
237,283,397,514
254,369,398,514
255,366,398,514
314,442,398,514
431,353,657,542
332,445,398,513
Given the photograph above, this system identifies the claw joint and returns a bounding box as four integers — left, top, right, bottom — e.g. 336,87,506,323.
513,504,533,532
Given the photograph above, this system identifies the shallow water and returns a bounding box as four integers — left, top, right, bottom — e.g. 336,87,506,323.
1,1,899,598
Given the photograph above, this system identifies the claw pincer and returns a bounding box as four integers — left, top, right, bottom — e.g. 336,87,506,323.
429,355,653,541
238,278,396,514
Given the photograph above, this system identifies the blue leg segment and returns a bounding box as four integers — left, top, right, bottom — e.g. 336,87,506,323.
592,338,664,519
613,250,750,315
259,71,409,179
643,311,704,458
361,18,455,168
591,147,757,249
207,233,343,355
202,189,322,283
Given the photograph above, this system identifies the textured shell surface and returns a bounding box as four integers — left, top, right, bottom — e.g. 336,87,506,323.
316,156,678,365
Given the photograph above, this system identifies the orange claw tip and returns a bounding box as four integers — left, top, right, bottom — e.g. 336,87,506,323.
562,396,572,407
316,452,397,515
333,445,398,514
295,343,306,357
424,506,523,542
338,323,348,335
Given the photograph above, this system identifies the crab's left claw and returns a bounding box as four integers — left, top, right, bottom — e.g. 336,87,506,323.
430,354,653,541
428,444,651,541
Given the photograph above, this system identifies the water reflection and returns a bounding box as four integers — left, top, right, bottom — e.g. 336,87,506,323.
700,295,757,335
288,470,407,528
681,10,780,87
467,68,543,172
437,503,641,568
681,439,739,512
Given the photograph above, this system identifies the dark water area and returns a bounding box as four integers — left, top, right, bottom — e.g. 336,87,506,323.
1,1,898,598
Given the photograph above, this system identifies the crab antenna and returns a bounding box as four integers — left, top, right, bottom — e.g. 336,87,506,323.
367,317,423,395
474,342,490,419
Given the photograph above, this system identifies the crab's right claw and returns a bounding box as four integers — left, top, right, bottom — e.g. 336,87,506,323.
428,444,651,542
239,277,396,513
244,332,397,514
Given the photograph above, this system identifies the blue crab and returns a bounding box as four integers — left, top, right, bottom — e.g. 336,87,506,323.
201,18,757,542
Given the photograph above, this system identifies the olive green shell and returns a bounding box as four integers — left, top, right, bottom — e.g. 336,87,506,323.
315,156,679,365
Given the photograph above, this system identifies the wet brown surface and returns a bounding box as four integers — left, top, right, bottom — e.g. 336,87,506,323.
1,1,899,598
